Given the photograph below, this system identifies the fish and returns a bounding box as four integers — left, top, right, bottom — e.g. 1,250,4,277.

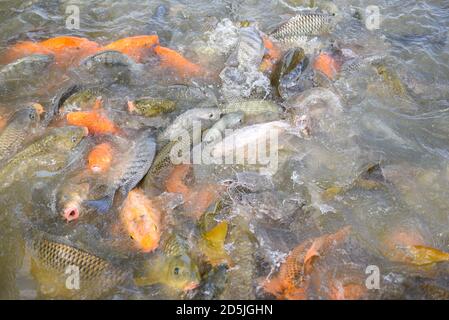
88,143,113,173
66,107,120,135
373,63,408,97
271,12,335,45
313,52,341,80
199,220,232,267
271,48,309,97
158,108,221,143
0,126,87,191
27,231,129,299
85,130,156,213
60,87,106,114
262,226,351,300
81,50,139,70
38,36,101,66
220,217,257,300
0,41,53,64
0,104,43,162
165,164,223,220
135,234,201,293
145,134,191,182
120,188,162,252
0,54,54,95
57,182,90,222
381,227,449,266
154,45,204,78
103,35,159,63
202,112,244,144
220,99,282,116
162,84,218,108
208,120,291,160
260,36,282,73
127,97,176,117
232,26,265,69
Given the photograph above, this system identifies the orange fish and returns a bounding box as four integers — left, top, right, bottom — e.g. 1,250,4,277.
313,53,341,80
39,36,101,66
260,36,282,73
2,36,101,67
0,41,52,64
165,164,222,220
66,99,120,135
120,189,162,253
103,35,159,63
327,277,367,300
88,143,113,173
262,226,351,300
154,45,205,78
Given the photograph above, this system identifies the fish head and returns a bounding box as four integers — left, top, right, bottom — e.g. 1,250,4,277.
58,183,90,222
165,254,201,292
53,126,88,151
198,108,222,121
15,104,42,127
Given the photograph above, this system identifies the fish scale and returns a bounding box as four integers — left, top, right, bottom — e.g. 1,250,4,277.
271,12,334,44
28,236,129,299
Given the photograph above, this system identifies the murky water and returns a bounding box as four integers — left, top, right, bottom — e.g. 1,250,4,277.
0,0,449,300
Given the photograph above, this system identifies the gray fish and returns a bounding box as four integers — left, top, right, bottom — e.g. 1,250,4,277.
158,108,221,142
81,50,138,70
0,104,42,162
80,50,142,85
202,112,244,144
0,54,54,94
86,130,156,213
271,12,335,44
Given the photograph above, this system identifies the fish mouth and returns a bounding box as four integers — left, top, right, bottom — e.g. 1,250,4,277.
90,165,102,173
62,204,80,222
183,281,199,291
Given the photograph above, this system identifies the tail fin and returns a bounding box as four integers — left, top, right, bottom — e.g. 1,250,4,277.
84,193,114,213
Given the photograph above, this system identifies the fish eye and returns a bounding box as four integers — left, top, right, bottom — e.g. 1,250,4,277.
173,267,180,276
29,112,36,120
209,113,215,119
71,136,78,143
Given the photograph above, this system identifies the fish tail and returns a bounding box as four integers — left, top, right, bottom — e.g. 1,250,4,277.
84,193,114,213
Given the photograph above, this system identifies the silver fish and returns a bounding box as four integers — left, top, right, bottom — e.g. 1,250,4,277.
158,108,221,142
271,12,335,44
202,112,244,144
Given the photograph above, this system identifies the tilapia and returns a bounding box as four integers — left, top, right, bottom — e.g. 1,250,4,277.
220,100,282,116
86,130,156,213
27,231,129,299
202,112,244,144
158,108,221,143
60,86,107,114
128,97,176,118
0,54,54,95
0,104,43,163
0,126,87,191
271,12,336,44
230,26,265,69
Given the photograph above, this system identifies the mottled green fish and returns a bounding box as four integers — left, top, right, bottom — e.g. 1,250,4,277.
0,104,42,162
128,97,176,117
0,126,87,191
